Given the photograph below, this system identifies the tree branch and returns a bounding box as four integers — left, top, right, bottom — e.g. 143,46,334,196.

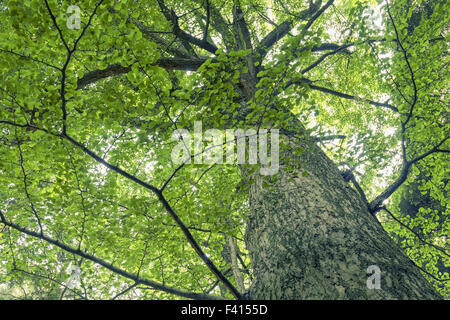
232,0,256,81
15,130,44,234
200,0,235,51
256,0,334,60
156,0,218,54
386,0,417,127
203,0,211,42
0,48,62,71
301,43,354,73
12,267,86,300
56,0,105,134
345,171,369,207
64,130,243,299
312,134,346,142
112,283,138,300
381,207,450,259
301,0,333,34
76,58,207,89
127,16,193,59
0,214,223,300
44,0,70,52
369,135,449,213
233,0,254,51
256,20,295,58
285,78,398,112
0,119,242,300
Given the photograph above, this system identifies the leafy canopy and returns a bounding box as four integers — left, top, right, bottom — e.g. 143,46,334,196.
0,0,448,299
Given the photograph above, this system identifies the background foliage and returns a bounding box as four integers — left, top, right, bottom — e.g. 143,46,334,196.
0,0,448,299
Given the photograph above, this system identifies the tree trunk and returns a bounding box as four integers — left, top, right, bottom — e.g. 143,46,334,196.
244,138,441,299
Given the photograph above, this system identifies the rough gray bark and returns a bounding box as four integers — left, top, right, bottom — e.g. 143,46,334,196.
244,138,441,299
